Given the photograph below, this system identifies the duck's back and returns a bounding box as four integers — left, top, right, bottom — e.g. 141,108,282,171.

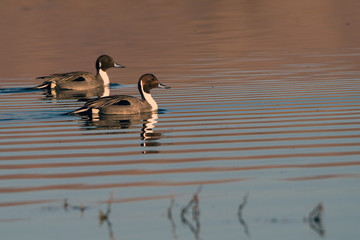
37,71,99,90
84,95,152,115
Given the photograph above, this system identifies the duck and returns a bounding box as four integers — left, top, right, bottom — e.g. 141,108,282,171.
34,55,125,90
71,73,170,115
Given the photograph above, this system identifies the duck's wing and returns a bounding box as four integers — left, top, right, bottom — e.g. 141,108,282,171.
35,71,93,89
71,95,138,114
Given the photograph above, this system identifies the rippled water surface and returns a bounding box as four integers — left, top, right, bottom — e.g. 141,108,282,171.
1,1,360,240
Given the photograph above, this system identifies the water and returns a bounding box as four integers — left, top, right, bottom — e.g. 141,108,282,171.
1,1,360,239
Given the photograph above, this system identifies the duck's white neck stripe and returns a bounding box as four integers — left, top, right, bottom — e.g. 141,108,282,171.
102,86,110,97
141,83,158,111
99,69,110,86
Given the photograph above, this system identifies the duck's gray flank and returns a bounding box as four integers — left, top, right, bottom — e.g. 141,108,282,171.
71,73,170,115
35,55,125,90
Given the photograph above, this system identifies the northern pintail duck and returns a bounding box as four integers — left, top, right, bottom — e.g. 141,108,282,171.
72,73,169,115
35,55,125,90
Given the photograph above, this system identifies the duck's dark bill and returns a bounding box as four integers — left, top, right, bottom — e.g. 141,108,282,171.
158,83,170,89
114,63,126,68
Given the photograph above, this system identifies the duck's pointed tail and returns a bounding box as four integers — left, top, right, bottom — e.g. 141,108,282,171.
33,82,51,89
68,107,91,115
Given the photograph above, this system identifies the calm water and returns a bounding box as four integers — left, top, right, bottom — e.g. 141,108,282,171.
1,1,360,240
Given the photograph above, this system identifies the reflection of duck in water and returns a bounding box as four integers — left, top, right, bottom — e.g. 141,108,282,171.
71,73,170,116
141,113,162,153
41,85,111,100
83,111,154,130
82,112,162,154
34,55,125,98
